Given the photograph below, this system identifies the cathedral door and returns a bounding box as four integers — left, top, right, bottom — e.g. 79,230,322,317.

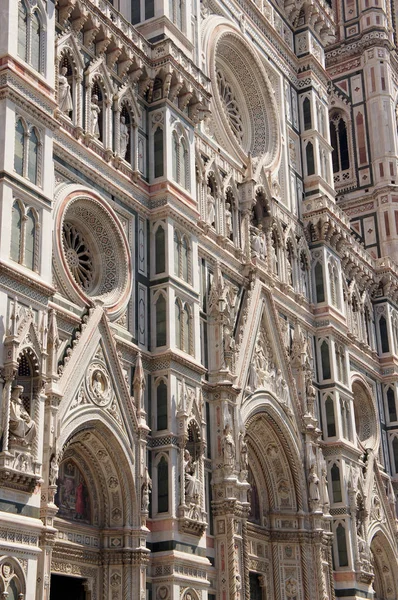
50,574,87,600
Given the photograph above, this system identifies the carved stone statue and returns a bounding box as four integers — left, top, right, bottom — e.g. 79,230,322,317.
239,431,248,478
308,464,320,509
184,449,200,500
142,467,152,512
222,423,235,471
58,66,73,115
225,202,232,238
251,225,266,259
120,115,129,158
207,187,215,226
90,94,101,138
321,468,330,509
9,385,36,445
49,455,59,486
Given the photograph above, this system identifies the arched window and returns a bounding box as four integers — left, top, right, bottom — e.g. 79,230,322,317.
325,396,336,437
181,236,189,281
10,201,22,263
174,230,180,276
172,132,179,182
175,300,182,349
183,304,190,353
155,295,167,347
315,262,325,303
336,523,348,567
271,229,279,276
393,437,398,473
379,316,390,353
340,399,351,440
14,119,25,176
157,456,169,513
321,340,331,380
330,117,350,173
180,139,189,190
331,464,342,503
387,388,397,422
18,1,28,62
306,142,315,176
28,128,38,184
154,128,164,178
155,226,165,274
31,11,41,73
303,97,312,130
156,380,168,430
25,209,36,270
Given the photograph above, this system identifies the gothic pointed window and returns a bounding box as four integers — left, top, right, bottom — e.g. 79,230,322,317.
25,209,36,270
18,1,28,62
393,437,398,473
315,262,325,303
321,340,331,380
306,142,315,176
154,127,164,178
28,128,39,184
174,230,180,275
10,201,22,263
183,304,190,353
325,396,336,437
303,97,312,130
379,315,389,353
336,523,348,567
155,295,167,347
330,117,350,173
331,464,342,503
155,225,165,274
157,456,169,513
156,380,168,431
181,236,189,281
14,119,25,176
31,11,41,73
180,139,189,190
172,132,179,182
175,300,182,349
387,388,397,422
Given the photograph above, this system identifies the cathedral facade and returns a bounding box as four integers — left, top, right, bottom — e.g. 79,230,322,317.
1,0,398,598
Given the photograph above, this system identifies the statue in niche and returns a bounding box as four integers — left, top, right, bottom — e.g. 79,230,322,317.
225,202,232,238
321,467,330,510
9,385,36,445
251,225,266,259
184,449,200,500
222,423,235,471
308,464,320,509
206,187,215,226
90,94,101,138
141,467,152,512
120,115,129,159
49,455,59,486
58,66,73,116
239,431,248,479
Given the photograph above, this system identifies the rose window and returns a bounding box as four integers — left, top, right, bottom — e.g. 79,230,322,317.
54,185,132,319
63,223,94,291
216,70,244,143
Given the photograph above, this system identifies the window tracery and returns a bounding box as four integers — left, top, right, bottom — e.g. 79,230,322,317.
216,69,244,144
14,118,42,186
62,222,94,291
10,200,39,271
18,0,45,74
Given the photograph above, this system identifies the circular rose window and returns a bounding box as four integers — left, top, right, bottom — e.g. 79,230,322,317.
53,185,132,319
205,19,281,170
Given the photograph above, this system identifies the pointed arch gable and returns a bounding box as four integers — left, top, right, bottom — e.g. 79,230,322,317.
85,58,115,99
116,82,141,120
57,31,85,74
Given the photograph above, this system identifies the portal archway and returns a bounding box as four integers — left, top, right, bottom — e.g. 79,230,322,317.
370,531,398,600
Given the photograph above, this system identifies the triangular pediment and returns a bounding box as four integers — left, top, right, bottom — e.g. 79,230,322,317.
56,307,138,443
237,288,301,421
